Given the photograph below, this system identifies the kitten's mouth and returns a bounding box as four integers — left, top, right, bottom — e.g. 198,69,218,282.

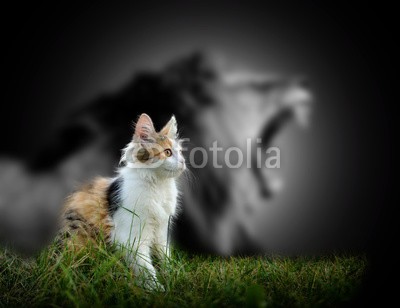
164,168,176,172
164,165,185,173
163,167,180,172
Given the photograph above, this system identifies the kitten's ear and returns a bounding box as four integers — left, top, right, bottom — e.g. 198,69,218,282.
134,113,155,140
160,115,178,138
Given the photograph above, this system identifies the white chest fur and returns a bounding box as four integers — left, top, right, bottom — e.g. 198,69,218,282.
111,167,178,248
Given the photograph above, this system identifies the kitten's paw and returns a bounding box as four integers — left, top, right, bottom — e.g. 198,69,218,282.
142,279,165,292
154,281,166,292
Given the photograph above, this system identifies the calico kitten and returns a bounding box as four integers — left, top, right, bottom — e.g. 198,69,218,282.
58,113,186,290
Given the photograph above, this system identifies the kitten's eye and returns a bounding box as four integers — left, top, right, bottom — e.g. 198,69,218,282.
164,149,172,157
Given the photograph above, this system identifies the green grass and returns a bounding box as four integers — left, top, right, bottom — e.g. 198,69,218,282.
0,242,367,307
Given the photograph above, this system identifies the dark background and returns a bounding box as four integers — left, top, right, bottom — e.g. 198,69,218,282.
1,2,396,305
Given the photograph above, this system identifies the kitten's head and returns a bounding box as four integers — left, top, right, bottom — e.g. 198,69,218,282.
121,113,186,178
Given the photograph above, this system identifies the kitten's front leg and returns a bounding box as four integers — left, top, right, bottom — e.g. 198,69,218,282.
116,224,164,291
128,244,164,291
153,217,171,263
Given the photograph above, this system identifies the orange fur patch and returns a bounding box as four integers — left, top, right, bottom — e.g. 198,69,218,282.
59,177,114,250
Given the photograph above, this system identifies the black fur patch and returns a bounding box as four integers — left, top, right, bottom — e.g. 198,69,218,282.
107,177,122,216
